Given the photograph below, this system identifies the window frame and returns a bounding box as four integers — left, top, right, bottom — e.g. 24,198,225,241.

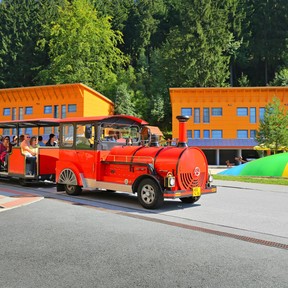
3,108,11,116
211,108,222,116
203,130,210,138
25,106,33,115
203,108,210,123
237,107,248,116
211,130,223,139
68,104,77,113
44,105,53,114
237,130,248,139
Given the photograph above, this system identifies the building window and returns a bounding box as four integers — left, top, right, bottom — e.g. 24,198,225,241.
194,130,200,138
3,128,10,135
259,107,265,121
203,108,210,123
54,105,59,118
203,130,210,138
187,130,192,138
237,107,248,116
212,130,222,139
3,108,10,116
61,105,66,119
250,107,256,123
44,106,52,114
250,130,256,138
237,130,248,138
18,107,23,120
212,108,222,116
12,108,16,120
68,104,77,113
181,108,192,117
194,108,200,123
25,106,33,115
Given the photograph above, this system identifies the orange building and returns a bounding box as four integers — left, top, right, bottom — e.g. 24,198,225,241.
170,87,288,165
0,83,114,138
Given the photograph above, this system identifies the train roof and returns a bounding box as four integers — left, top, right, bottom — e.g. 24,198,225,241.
58,115,148,125
0,118,61,129
0,115,148,129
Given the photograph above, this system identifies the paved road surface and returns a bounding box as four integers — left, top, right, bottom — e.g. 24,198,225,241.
0,180,287,288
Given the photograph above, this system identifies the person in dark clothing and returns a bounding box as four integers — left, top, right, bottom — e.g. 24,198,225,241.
45,134,57,146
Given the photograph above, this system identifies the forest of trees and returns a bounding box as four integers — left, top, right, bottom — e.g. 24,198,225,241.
0,0,287,130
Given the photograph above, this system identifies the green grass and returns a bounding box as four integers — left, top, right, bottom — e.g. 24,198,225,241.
213,174,288,186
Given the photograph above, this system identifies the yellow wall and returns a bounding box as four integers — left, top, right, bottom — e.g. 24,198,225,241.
82,84,114,116
0,83,114,135
170,87,288,139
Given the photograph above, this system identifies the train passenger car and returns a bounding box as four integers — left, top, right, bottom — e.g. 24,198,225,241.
56,115,216,209
0,119,59,185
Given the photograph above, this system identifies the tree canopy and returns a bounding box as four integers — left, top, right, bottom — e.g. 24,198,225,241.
256,98,288,153
0,0,288,130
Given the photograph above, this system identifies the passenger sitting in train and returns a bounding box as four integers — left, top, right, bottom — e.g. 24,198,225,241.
0,136,12,170
20,134,37,175
11,135,18,146
30,136,38,152
45,133,57,146
0,142,8,171
38,135,45,146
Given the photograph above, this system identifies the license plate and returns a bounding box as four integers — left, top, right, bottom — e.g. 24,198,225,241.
192,187,201,197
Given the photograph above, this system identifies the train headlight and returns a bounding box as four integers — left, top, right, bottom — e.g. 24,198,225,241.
164,173,176,188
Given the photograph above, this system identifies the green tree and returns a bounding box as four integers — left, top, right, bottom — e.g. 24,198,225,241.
0,0,62,88
153,0,232,88
256,98,288,153
114,83,136,115
246,0,288,85
270,68,288,86
37,0,126,95
92,0,133,32
227,0,247,86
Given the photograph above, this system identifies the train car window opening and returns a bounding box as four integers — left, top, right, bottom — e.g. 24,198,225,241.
100,124,140,144
61,124,74,147
76,124,95,149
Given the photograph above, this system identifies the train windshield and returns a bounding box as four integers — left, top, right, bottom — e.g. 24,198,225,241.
100,123,140,145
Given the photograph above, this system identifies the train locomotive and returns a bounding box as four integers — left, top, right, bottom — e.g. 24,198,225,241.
56,115,216,209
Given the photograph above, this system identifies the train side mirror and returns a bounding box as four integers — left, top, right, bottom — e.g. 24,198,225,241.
85,125,92,139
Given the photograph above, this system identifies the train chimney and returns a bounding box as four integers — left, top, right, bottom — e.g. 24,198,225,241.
176,115,189,147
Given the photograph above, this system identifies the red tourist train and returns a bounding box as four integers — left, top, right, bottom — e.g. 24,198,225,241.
0,115,216,209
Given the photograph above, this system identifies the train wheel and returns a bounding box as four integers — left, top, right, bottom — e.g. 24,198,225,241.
59,168,82,196
65,184,82,196
19,178,27,186
137,178,164,209
180,196,200,204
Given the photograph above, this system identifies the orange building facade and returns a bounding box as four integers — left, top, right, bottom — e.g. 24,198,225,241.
0,83,114,138
170,87,288,165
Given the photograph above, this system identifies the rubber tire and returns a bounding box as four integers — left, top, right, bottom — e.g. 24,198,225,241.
180,196,200,204
137,178,164,209
65,184,82,196
19,178,27,186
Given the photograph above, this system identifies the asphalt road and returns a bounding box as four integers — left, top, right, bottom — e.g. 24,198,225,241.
0,180,287,288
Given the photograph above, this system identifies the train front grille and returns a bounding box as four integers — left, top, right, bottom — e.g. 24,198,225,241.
179,172,205,190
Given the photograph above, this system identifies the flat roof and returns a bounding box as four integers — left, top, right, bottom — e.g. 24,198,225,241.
188,139,258,148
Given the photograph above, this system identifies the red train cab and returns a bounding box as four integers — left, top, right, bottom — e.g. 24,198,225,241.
55,115,216,209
